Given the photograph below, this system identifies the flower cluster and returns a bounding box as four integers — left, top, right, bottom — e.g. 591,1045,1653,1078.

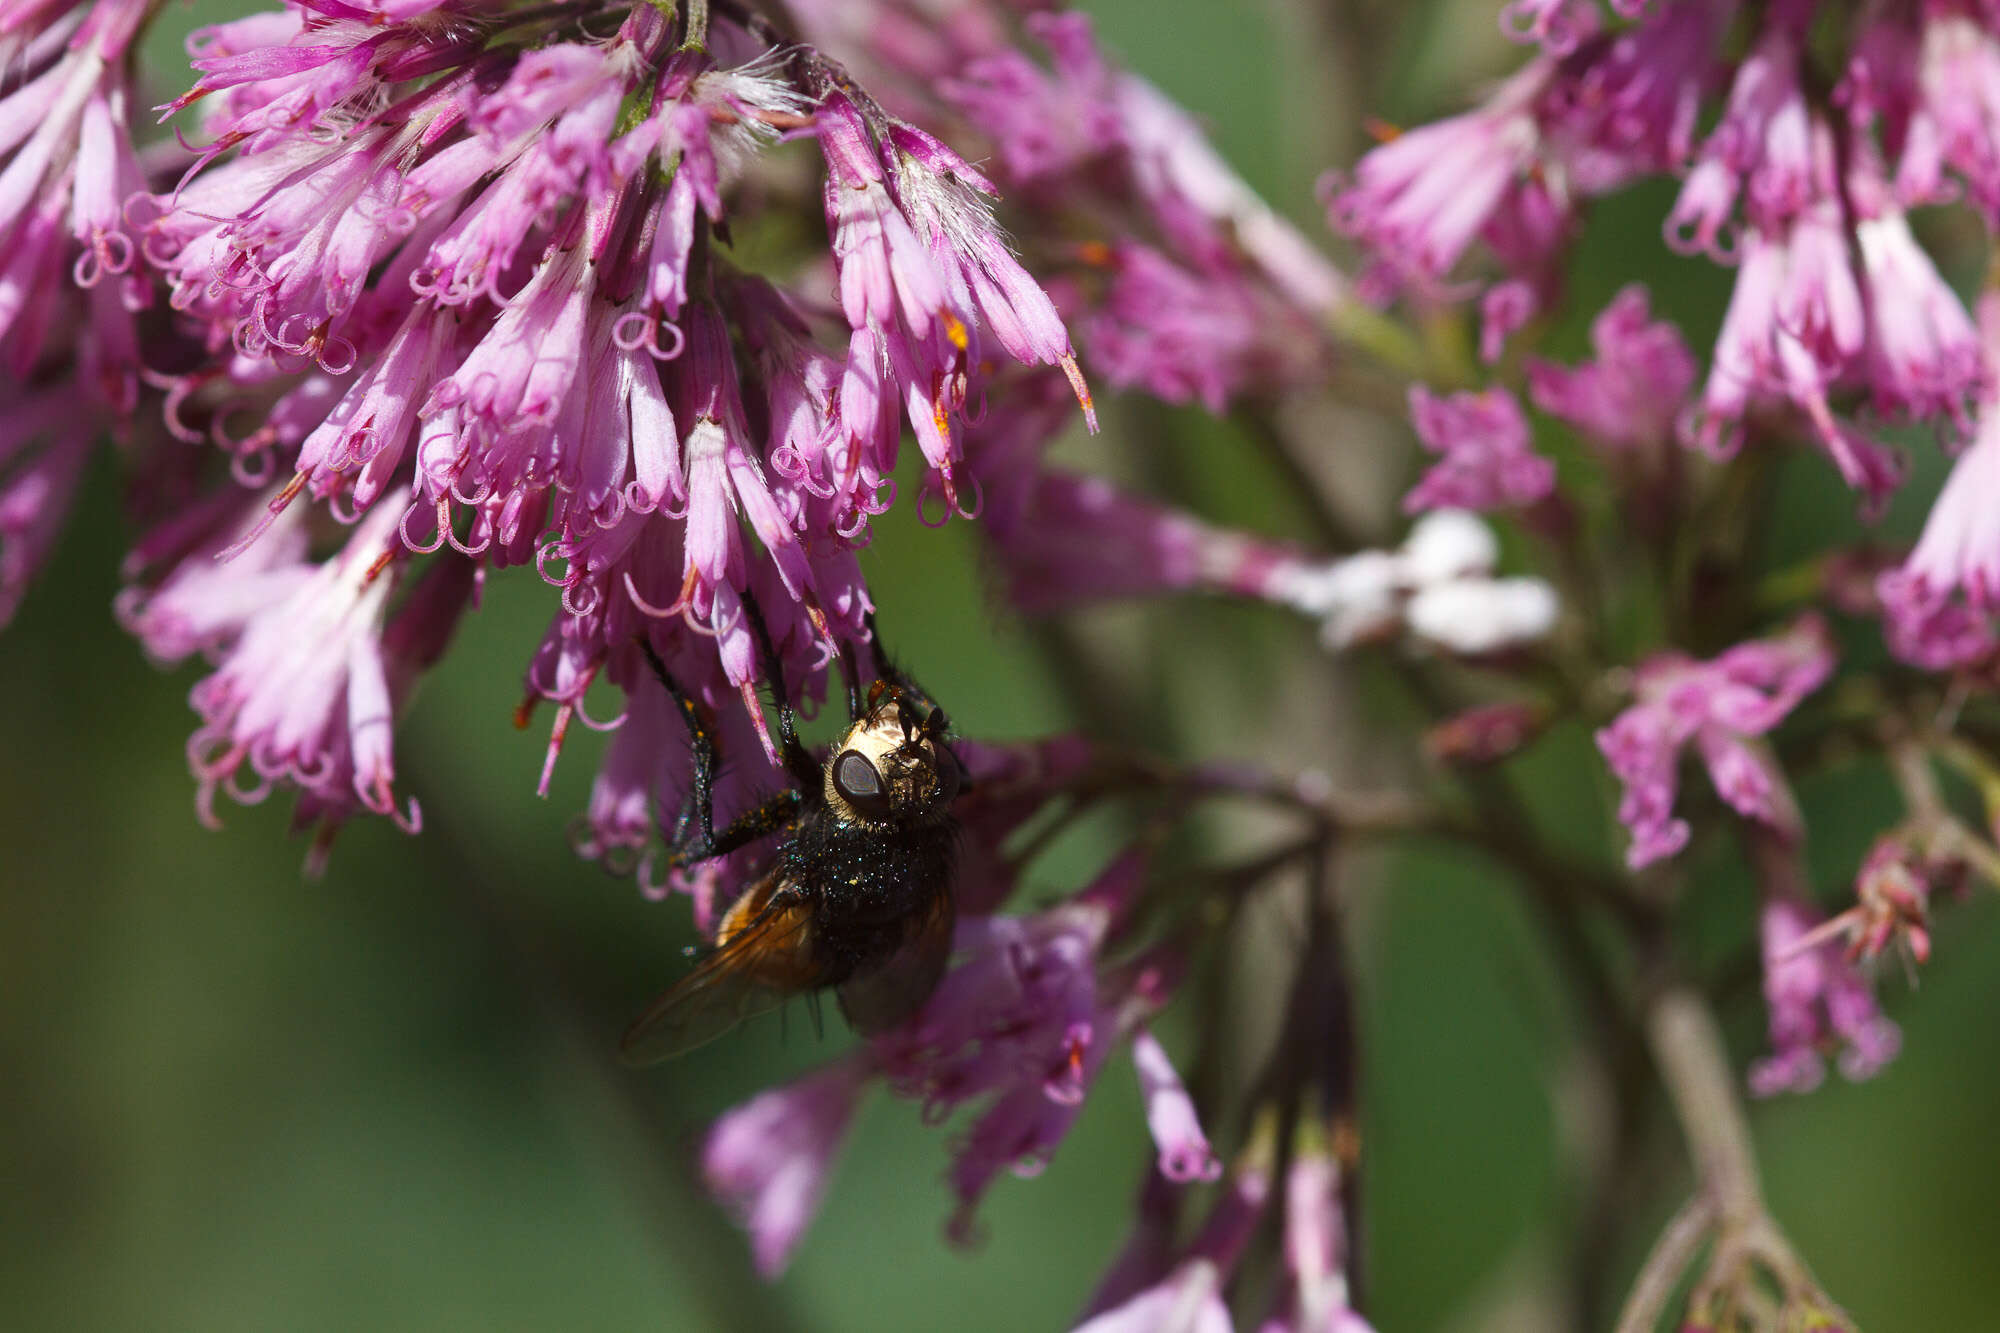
8,0,1113,853
12,0,2000,1325
1595,615,1834,870
1334,0,1985,511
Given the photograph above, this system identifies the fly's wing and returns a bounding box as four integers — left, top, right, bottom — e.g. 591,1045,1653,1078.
835,886,957,1037
619,883,818,1064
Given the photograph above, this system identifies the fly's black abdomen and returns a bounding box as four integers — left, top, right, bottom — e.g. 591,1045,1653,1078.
781,812,958,981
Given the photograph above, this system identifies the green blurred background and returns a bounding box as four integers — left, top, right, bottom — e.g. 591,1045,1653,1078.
6,2,2000,1330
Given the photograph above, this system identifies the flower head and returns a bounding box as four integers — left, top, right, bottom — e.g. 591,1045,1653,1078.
1403,384,1555,514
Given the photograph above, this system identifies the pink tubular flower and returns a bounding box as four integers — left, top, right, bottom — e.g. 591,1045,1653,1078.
1328,58,1548,302
702,1056,870,1278
871,851,1156,1238
1074,1159,1271,1333
1131,1029,1221,1184
1595,616,1834,869
1748,896,1901,1098
1878,293,2000,670
986,471,1318,614
1847,147,1987,437
1403,384,1554,513
1527,285,1694,452
1685,131,1907,512
1663,0,1816,252
1259,1149,1374,1333
108,0,1105,857
120,497,471,858
1843,4,2000,225
0,381,97,627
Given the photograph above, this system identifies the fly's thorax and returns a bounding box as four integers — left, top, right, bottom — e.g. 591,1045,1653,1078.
822,689,960,828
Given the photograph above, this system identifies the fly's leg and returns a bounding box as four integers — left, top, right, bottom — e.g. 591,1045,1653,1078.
738,591,822,793
638,634,803,870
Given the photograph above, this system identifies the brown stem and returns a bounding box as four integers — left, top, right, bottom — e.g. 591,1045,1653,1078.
1612,1193,1717,1333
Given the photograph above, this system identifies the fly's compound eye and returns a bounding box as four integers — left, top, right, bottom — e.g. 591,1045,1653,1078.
833,749,892,819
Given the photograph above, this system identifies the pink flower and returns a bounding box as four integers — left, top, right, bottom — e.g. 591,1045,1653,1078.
0,0,150,396
1541,0,1727,191
871,852,1157,1237
1847,150,1987,437
1843,5,2000,225
1749,896,1901,1097
1084,241,1329,411
1403,384,1555,513
1074,1161,1271,1333
1596,616,1834,869
1327,59,1548,301
1258,1151,1374,1333
1131,1029,1221,1184
986,471,1317,613
702,1056,869,1277
1878,294,2000,669
1664,0,1816,252
120,497,472,861
1527,285,1694,452
0,380,97,627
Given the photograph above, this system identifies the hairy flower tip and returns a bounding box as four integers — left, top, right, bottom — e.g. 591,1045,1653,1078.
1595,616,1834,870
1527,285,1694,452
1259,1149,1374,1333
818,88,1094,515
1749,896,1901,1098
1403,384,1555,513
703,1056,870,1278
1073,1162,1271,1333
1877,293,2000,670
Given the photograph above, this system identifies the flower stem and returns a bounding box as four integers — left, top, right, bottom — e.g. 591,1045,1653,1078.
681,0,709,49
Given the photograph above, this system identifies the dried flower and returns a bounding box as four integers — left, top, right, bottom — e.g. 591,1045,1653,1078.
1749,896,1901,1097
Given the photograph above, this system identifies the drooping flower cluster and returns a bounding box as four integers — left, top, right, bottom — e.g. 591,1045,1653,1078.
1333,0,1988,510
12,0,2000,1323
8,0,1110,852
790,4,1350,414
701,810,1217,1273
